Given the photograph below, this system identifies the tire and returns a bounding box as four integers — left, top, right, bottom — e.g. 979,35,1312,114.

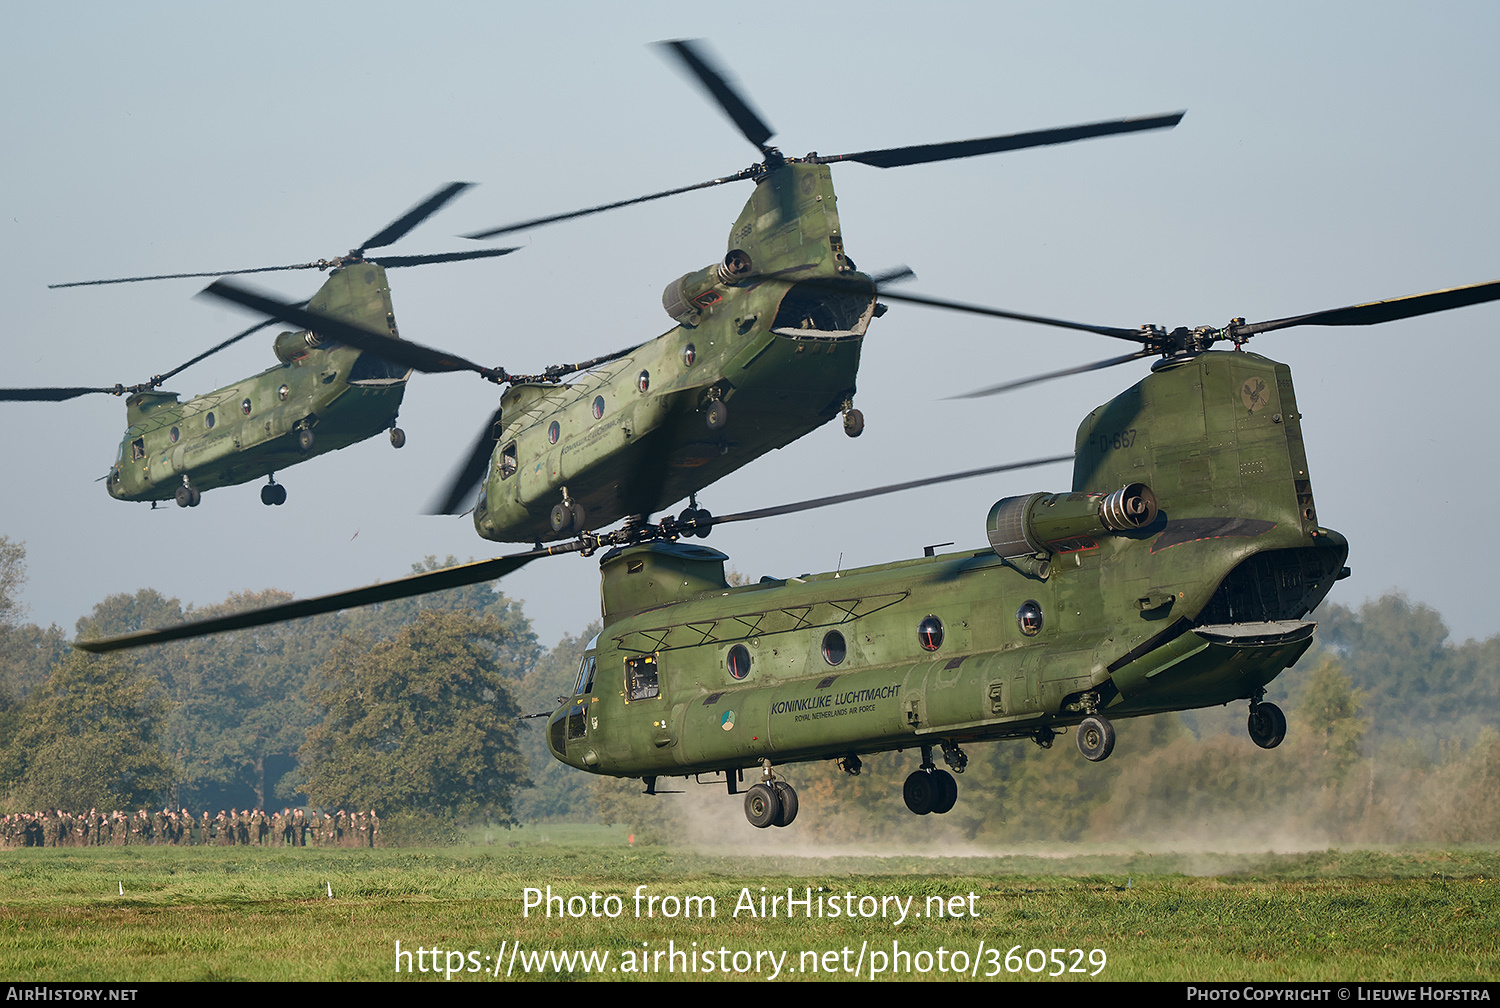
929,769,958,815
261,485,276,506
843,408,865,438
903,770,935,815
175,486,193,508
273,484,287,506
1077,715,1116,762
389,427,406,449
744,783,782,829
1248,702,1287,749
705,400,728,430
771,782,799,827
297,428,315,452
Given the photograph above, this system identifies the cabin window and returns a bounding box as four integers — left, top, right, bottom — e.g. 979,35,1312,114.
548,421,559,445
169,427,179,443
727,644,751,680
638,370,650,392
917,615,944,652
205,412,216,429
566,707,587,741
1017,601,1044,637
682,344,696,367
821,630,846,666
500,442,517,479
626,655,660,701
592,396,606,420
278,384,290,401
241,398,252,416
130,438,145,462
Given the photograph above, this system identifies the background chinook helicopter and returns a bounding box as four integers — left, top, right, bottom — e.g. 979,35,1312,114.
75,275,1500,829
5,184,515,508
9,5,1500,680
200,38,1183,542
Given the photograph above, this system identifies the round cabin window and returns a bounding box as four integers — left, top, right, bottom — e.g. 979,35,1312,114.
917,615,944,652
683,344,696,367
727,644,751,680
548,421,560,445
638,370,650,392
592,396,605,420
821,630,847,666
1017,601,1044,637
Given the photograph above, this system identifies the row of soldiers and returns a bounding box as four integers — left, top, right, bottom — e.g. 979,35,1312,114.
1,807,380,849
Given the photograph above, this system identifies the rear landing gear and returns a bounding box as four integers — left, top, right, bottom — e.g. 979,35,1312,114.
389,427,406,449
260,476,287,506
842,400,864,438
1076,715,1116,762
1248,701,1287,749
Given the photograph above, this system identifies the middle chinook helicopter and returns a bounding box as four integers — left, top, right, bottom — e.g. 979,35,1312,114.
75,264,1500,827
201,39,1184,541
4,184,518,509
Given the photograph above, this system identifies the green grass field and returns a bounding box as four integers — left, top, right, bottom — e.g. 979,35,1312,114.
2,830,1497,982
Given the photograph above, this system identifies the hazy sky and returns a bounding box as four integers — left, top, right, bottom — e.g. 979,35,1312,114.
5,1,1499,649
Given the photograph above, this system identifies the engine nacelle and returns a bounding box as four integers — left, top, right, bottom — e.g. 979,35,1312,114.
986,483,1158,562
273,329,329,364
662,250,755,325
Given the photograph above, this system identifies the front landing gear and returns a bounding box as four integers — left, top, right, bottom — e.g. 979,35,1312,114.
550,487,586,535
903,744,959,815
743,762,798,828
174,477,201,508
260,476,287,506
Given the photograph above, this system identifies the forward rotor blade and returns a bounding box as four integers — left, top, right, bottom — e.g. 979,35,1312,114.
658,39,774,152
544,341,646,380
1234,278,1500,337
704,454,1074,528
461,172,752,240
360,182,474,252
0,386,128,402
812,111,1185,169
199,280,504,380
951,350,1157,400
430,404,507,515
73,548,571,653
152,316,285,388
50,263,327,289
875,288,1147,341
375,247,521,269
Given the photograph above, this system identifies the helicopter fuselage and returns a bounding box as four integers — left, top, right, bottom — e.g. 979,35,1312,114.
545,350,1349,820
473,161,878,542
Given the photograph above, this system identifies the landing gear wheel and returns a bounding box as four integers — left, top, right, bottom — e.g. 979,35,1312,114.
1077,715,1116,762
771,782,799,827
705,399,728,431
389,427,406,449
297,428,315,452
1248,702,1287,749
272,484,286,506
904,770,940,815
261,484,275,506
929,769,958,815
677,506,713,538
843,408,865,438
744,783,783,829
550,501,587,534
175,486,201,508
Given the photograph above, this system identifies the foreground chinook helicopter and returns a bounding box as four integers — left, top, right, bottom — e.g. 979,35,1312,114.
4,184,515,507
206,40,1184,539
74,272,1500,828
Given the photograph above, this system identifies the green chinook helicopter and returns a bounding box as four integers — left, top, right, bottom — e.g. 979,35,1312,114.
74,273,1500,828
3,184,516,508
203,40,1184,540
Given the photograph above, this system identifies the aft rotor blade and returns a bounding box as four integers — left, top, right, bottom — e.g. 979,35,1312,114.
73,547,579,653
1234,277,1500,337
811,111,1185,169
375,247,520,269
462,171,753,240
951,350,1157,400
199,280,505,380
50,263,330,289
704,454,1074,527
875,288,1147,341
658,39,775,153
430,403,507,515
360,182,474,252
